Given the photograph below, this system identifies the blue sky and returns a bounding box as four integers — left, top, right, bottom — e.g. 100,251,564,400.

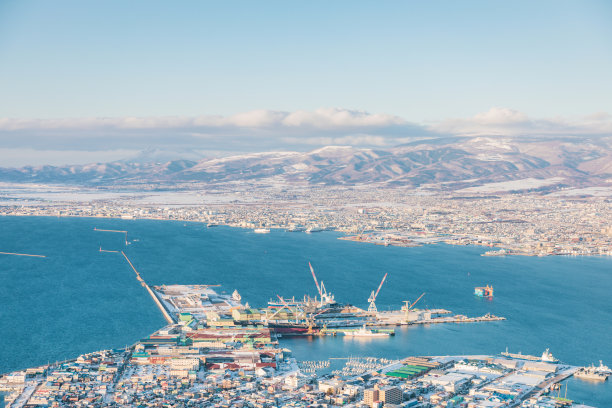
0,1,611,165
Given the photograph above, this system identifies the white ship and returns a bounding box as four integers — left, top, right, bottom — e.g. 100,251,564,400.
343,325,391,337
541,348,559,363
575,365,609,381
253,228,270,234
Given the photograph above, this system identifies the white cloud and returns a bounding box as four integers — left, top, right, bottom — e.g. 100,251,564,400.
0,108,425,155
433,107,612,137
281,108,404,128
0,108,405,132
0,107,610,167
472,107,529,125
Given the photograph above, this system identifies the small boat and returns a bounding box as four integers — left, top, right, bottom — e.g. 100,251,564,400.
343,325,391,337
253,228,270,234
305,227,324,233
474,285,494,297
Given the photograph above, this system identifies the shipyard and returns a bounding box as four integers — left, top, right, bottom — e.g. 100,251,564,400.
154,262,507,338
0,282,606,408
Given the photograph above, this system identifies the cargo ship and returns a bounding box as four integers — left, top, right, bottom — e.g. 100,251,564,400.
501,348,559,363
267,322,319,335
474,285,494,297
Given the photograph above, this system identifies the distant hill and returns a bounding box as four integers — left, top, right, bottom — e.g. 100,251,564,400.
1,137,611,192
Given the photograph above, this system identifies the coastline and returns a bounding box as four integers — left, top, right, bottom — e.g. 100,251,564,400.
2,213,611,259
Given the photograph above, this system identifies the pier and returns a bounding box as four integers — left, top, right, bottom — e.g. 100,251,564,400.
94,227,129,245
98,249,175,325
119,251,175,324
0,251,46,258
374,313,506,326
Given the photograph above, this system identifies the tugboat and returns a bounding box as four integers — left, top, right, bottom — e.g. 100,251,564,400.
474,285,494,297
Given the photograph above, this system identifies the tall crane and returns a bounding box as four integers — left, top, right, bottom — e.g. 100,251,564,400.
309,262,322,297
368,273,388,313
309,262,335,306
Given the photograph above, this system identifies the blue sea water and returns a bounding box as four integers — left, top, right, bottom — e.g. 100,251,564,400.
0,216,611,406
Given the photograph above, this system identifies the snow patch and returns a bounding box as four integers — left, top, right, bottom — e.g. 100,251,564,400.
460,177,565,193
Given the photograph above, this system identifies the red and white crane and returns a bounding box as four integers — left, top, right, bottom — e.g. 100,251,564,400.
309,262,322,297
368,273,388,313
402,293,426,313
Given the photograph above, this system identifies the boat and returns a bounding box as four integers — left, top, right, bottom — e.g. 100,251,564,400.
575,365,609,381
305,227,324,233
253,228,270,234
266,322,318,335
501,347,558,363
540,348,559,363
474,285,494,297
343,325,391,337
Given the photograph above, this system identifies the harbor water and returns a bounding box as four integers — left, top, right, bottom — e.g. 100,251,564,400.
1,216,611,406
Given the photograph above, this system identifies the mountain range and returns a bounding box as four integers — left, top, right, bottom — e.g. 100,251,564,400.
1,137,611,192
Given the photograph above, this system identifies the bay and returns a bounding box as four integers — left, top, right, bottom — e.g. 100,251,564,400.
0,216,610,406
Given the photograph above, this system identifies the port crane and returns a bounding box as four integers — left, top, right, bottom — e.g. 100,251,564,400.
309,262,335,306
402,293,426,313
367,273,388,313
276,295,305,323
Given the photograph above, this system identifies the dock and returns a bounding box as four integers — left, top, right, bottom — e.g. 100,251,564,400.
117,251,175,324
0,251,46,258
374,313,506,326
94,227,129,245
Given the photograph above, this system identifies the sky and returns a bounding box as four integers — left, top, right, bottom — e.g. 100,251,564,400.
0,0,611,166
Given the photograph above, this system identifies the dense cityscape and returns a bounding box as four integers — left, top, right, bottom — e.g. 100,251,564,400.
2,185,611,257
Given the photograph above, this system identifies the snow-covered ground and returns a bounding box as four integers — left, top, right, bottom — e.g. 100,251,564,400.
549,186,612,197
459,177,565,193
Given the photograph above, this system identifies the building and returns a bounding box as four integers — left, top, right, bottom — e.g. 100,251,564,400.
379,386,402,404
364,388,379,406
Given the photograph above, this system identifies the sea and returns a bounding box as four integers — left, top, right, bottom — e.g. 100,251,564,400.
1,216,611,406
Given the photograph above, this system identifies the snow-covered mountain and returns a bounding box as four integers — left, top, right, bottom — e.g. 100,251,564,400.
1,137,611,191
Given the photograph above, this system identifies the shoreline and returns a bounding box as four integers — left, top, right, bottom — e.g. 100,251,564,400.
2,213,611,259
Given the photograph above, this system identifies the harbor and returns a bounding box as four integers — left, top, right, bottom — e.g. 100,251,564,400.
1,216,611,406
218,263,508,337
1,281,606,407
